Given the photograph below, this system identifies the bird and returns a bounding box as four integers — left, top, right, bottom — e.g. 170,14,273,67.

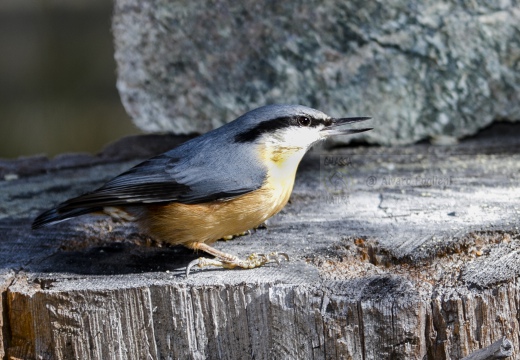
32,104,372,275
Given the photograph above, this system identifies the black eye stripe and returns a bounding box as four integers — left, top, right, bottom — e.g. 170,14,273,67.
235,117,292,142
234,115,328,142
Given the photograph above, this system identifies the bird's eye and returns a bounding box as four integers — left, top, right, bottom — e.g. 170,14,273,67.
297,116,312,127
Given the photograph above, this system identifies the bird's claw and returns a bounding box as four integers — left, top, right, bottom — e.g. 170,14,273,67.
256,252,289,265
185,252,289,277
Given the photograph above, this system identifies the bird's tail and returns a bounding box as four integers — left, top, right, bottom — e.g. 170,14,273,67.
32,206,102,229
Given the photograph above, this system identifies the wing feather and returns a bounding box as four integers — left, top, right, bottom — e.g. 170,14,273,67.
55,151,265,209
33,138,266,228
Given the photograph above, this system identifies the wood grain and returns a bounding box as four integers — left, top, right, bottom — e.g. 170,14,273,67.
0,124,519,359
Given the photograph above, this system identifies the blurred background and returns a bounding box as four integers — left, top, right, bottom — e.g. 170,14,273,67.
0,0,140,159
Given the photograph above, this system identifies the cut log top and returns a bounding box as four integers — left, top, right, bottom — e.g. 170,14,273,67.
0,123,519,359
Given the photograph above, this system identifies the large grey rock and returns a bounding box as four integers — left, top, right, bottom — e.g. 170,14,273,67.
113,0,520,145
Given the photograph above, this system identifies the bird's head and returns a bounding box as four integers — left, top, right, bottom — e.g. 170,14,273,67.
233,104,372,151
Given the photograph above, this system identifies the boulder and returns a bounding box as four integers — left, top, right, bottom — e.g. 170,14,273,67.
113,0,520,144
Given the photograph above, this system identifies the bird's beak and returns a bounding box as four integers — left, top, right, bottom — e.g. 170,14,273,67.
321,117,372,136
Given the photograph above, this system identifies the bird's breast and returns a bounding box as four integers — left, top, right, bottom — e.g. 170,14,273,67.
142,180,294,246
261,144,306,210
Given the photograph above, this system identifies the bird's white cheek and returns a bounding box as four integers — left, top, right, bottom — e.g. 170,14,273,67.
279,127,321,149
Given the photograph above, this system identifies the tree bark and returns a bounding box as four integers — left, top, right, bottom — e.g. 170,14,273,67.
0,124,519,359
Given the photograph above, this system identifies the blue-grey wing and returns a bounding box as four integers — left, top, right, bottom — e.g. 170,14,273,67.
55,144,265,210
31,132,267,230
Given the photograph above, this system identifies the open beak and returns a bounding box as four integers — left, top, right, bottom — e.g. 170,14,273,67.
321,117,372,136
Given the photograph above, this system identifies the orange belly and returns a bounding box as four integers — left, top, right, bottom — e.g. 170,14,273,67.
140,179,294,247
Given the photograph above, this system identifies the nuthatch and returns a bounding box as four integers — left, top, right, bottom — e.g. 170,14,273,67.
32,105,371,275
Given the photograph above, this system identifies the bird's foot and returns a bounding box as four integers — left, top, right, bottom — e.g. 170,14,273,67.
186,252,289,277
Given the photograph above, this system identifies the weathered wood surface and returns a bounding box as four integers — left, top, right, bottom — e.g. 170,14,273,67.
462,337,513,360
0,124,519,359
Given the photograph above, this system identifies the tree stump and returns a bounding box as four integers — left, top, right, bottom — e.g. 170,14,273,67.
1,124,519,359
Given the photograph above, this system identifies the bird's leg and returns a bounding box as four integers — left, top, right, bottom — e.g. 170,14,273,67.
185,242,288,276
